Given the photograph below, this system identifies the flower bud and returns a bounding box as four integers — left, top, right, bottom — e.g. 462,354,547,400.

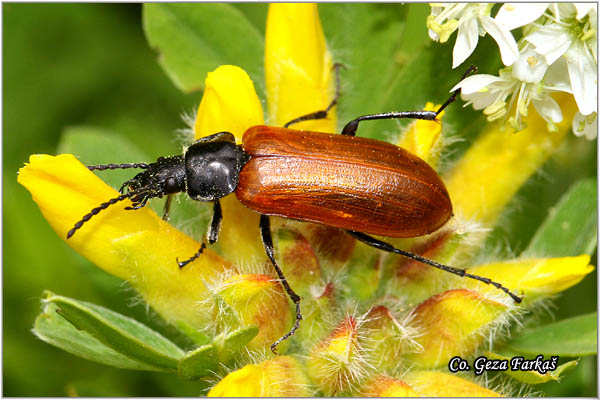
408,289,508,368
213,273,292,351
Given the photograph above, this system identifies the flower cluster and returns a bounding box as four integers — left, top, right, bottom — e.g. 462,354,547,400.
428,3,598,138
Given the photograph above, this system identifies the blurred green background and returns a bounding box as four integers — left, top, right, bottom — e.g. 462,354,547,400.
4,3,596,396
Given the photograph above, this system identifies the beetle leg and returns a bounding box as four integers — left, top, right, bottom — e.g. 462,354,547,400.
177,200,222,267
177,242,207,268
207,200,222,244
347,230,523,304
341,110,438,136
435,64,477,116
283,63,344,128
162,194,174,221
341,65,478,136
259,214,302,353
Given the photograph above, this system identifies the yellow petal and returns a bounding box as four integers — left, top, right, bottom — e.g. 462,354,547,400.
18,154,229,328
359,375,418,397
215,273,292,351
265,3,336,132
405,371,502,397
397,102,444,168
193,65,266,263
409,289,508,368
208,356,311,397
470,255,594,300
194,65,264,142
445,93,577,226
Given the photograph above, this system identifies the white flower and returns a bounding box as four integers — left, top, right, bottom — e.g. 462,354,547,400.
495,3,550,31
572,111,597,139
452,57,563,132
427,3,520,68
525,3,597,116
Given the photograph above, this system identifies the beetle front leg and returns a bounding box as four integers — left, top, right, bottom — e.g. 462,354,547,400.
177,201,222,268
207,200,222,244
162,194,174,221
259,214,302,353
347,230,523,303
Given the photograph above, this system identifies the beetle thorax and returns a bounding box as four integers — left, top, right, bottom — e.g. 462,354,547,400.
184,132,247,201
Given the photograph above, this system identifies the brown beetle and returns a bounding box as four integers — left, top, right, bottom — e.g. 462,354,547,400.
68,65,522,352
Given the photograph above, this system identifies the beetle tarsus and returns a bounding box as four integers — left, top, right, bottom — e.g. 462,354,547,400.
347,230,523,303
177,242,207,268
436,64,478,116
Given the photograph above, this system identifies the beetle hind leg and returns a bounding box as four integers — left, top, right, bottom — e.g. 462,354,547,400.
347,230,523,303
259,215,302,353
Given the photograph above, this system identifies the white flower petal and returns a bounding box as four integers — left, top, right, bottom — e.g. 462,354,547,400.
544,57,573,93
513,49,548,83
452,17,479,68
461,90,500,110
566,42,598,115
495,3,549,31
574,3,597,20
450,74,503,94
572,111,598,139
480,16,519,66
533,96,563,123
525,25,572,65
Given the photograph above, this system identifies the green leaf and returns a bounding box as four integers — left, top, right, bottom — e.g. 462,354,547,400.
175,320,212,346
43,291,185,371
504,313,597,357
178,344,218,380
142,3,264,93
217,325,259,363
33,301,162,372
57,126,151,190
524,179,598,257
484,352,578,384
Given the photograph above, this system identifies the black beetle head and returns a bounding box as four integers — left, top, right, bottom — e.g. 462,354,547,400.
185,132,247,201
123,156,186,200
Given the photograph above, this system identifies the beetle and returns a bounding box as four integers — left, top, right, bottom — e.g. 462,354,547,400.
67,65,522,352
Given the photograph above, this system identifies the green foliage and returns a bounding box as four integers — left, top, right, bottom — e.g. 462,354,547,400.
505,313,597,357
524,179,598,257
5,3,596,396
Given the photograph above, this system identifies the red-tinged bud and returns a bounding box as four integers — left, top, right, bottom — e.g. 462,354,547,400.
362,306,420,371
307,316,369,395
213,273,292,352
405,371,502,397
276,227,322,295
408,289,508,368
359,375,418,397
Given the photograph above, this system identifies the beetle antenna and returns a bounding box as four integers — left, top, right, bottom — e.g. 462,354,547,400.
87,162,149,171
348,231,522,303
66,191,138,239
435,64,478,116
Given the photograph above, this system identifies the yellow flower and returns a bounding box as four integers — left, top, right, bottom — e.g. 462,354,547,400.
208,356,311,397
17,154,228,329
